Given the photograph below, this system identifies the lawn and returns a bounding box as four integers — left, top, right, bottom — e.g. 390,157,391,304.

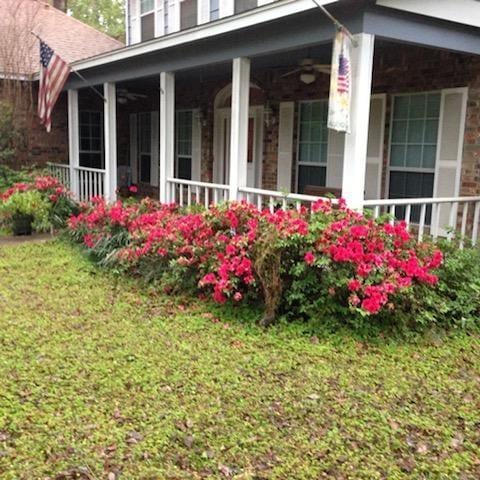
0,241,479,479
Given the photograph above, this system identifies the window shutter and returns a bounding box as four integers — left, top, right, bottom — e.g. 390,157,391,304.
198,0,210,23
130,113,138,184
326,130,345,189
130,0,140,44
433,87,468,234
276,101,294,191
151,111,160,187
365,94,386,199
219,0,234,17
192,109,202,181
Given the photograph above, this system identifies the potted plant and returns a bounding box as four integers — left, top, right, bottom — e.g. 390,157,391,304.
0,190,50,236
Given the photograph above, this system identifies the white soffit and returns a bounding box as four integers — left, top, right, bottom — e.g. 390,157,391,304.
376,0,480,29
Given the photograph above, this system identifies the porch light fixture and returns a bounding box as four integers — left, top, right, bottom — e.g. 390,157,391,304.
300,72,316,84
263,102,276,127
195,109,207,127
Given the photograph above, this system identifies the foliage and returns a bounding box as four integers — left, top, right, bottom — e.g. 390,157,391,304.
0,175,78,233
0,165,30,193
0,241,479,479
68,0,125,40
67,198,445,329
0,101,25,166
401,242,480,331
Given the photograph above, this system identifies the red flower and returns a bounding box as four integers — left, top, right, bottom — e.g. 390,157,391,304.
304,251,315,265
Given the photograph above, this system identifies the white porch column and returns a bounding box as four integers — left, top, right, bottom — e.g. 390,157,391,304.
229,57,250,201
103,82,117,202
67,89,79,200
159,71,175,203
341,33,375,210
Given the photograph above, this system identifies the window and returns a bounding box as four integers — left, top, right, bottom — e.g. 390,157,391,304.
180,0,197,29
297,100,329,194
234,0,257,14
138,112,152,183
140,0,155,41
210,0,219,20
389,92,441,222
176,110,193,180
79,111,103,169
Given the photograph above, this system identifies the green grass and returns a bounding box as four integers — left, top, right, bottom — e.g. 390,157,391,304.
0,241,479,479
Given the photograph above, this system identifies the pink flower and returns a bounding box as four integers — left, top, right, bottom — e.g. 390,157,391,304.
233,292,243,302
304,251,315,265
348,279,361,292
129,185,138,193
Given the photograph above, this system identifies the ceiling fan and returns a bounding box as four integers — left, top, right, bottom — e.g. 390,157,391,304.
117,88,148,104
280,58,331,84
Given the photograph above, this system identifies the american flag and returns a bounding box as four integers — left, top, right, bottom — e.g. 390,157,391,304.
327,29,352,133
337,50,350,94
38,40,71,132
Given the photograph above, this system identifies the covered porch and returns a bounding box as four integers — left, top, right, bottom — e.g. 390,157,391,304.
48,1,480,242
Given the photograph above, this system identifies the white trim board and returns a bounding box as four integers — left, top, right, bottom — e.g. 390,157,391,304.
376,0,480,29
69,0,338,72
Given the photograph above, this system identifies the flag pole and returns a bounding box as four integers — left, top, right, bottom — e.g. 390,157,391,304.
31,31,106,102
310,0,358,47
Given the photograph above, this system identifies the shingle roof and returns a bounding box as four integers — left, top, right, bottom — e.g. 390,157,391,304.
0,0,123,77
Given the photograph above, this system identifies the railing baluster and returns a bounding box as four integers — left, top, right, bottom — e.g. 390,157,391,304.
256,194,262,210
472,202,480,246
195,186,200,205
404,204,411,230
282,198,287,211
296,200,301,212
373,206,380,219
187,185,192,206
433,204,442,242
204,188,209,209
418,204,427,242
460,203,468,250
269,196,274,213
214,189,219,206
389,205,396,225
448,202,458,240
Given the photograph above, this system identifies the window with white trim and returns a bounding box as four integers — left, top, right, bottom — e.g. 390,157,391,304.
138,112,152,183
210,0,220,20
176,110,193,180
388,92,441,221
297,100,328,194
140,0,155,41
79,111,103,169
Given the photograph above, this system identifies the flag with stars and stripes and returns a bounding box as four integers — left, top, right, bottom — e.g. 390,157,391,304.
328,29,352,133
38,40,71,132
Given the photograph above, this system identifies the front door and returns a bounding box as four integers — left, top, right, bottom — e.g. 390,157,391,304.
215,106,263,187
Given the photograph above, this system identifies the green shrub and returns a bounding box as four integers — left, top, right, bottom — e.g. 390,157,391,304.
0,165,30,193
0,190,51,232
403,243,480,331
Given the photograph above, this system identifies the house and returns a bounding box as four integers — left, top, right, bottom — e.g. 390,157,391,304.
49,0,480,241
0,0,122,167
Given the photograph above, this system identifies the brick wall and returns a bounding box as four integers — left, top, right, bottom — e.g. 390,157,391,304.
172,42,480,196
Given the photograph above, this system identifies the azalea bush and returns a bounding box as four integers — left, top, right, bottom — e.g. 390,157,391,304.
67,197,447,328
0,175,78,233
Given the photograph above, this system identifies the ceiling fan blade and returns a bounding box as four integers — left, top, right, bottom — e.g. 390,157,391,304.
313,65,331,74
280,67,303,78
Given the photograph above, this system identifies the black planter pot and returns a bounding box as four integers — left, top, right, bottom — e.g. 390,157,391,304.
12,214,34,236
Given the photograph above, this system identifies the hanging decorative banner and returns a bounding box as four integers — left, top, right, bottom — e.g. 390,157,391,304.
328,28,352,133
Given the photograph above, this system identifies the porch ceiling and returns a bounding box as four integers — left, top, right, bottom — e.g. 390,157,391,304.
65,0,480,90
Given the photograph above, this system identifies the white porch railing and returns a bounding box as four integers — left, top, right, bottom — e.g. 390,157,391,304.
167,178,229,207
363,197,480,247
47,162,70,188
238,186,334,212
74,166,105,202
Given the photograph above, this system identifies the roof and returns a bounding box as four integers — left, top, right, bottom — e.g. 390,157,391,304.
0,0,123,77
